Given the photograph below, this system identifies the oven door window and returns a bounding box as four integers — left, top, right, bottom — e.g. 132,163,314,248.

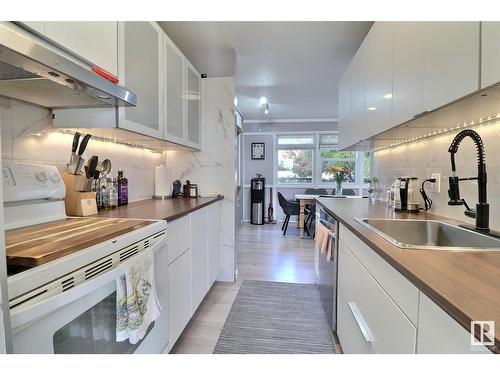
53,291,153,354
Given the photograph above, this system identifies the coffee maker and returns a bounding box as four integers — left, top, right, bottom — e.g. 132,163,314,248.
394,177,420,212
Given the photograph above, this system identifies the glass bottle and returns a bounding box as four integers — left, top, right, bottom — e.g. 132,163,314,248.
99,175,109,209
107,177,118,209
117,169,128,206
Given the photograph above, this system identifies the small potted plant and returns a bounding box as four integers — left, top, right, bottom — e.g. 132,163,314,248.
329,165,352,195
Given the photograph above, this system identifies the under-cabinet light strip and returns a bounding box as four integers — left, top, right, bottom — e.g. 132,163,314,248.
50,129,163,153
372,114,500,152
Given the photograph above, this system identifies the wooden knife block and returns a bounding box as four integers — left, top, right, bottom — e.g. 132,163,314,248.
62,172,98,217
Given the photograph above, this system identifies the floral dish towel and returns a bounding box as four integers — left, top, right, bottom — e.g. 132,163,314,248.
116,249,161,344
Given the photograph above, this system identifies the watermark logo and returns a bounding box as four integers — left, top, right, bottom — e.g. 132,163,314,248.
471,320,495,346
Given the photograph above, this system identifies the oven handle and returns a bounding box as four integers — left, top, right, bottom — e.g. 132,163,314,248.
10,236,166,330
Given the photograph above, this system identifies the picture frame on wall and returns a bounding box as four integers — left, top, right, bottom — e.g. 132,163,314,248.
251,142,265,160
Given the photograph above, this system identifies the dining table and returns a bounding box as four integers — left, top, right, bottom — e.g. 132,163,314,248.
294,194,365,238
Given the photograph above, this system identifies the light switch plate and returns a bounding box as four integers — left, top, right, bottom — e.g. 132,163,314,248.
431,173,441,193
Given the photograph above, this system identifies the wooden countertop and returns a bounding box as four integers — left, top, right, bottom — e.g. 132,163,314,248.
94,195,223,222
6,217,151,267
316,197,500,353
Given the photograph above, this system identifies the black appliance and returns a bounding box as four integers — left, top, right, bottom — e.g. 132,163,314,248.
318,206,339,332
250,174,265,225
172,180,182,197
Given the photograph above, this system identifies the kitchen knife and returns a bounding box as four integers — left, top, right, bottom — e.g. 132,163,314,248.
78,133,92,156
72,132,81,154
87,155,98,179
68,132,81,172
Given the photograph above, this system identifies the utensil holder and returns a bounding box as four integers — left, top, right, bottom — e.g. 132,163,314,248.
62,172,98,217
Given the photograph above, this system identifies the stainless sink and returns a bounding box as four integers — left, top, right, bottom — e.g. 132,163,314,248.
355,218,500,251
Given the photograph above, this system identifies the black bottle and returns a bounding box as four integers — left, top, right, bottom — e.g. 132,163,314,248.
117,169,128,206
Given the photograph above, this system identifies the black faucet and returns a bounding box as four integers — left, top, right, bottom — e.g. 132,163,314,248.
447,129,490,232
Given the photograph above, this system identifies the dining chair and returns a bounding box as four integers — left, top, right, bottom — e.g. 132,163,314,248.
302,189,327,236
342,188,357,196
278,192,310,237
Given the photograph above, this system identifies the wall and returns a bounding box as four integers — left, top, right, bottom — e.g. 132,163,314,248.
164,77,236,282
243,134,274,184
0,100,162,202
371,120,500,229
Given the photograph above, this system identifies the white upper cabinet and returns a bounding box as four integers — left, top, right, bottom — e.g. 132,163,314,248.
20,22,118,76
338,62,353,150
163,35,202,150
44,22,118,76
481,22,500,88
423,22,480,112
349,43,367,147
118,21,164,139
164,37,186,145
339,21,481,150
185,61,202,149
363,22,394,138
391,22,425,126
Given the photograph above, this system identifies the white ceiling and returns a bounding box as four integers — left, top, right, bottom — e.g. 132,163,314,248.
158,22,373,121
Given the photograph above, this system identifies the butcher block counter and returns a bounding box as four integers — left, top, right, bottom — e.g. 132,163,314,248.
316,197,500,353
6,217,151,268
94,195,224,222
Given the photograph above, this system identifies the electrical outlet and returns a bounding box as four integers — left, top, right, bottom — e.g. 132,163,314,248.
431,173,441,193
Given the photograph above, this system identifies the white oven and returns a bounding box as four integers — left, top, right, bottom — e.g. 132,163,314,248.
8,226,169,354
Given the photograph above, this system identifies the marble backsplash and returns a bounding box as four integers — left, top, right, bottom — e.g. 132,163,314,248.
0,99,162,202
371,120,500,229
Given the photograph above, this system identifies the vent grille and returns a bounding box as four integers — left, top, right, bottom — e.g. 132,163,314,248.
119,246,139,261
61,277,75,292
85,259,113,280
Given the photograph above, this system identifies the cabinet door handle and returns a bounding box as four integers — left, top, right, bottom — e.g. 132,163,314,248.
347,301,373,343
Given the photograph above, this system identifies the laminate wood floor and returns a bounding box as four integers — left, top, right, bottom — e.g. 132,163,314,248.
171,223,323,354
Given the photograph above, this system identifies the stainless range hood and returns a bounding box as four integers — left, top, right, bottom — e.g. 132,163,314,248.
0,22,136,109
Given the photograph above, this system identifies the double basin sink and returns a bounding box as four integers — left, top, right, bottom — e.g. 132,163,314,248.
356,218,500,251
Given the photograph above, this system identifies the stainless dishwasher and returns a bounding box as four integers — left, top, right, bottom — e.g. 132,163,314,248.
317,206,340,332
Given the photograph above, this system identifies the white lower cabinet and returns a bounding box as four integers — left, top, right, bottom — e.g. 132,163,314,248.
166,201,222,351
417,294,492,354
337,241,417,353
190,209,209,313
337,225,494,354
207,202,222,286
167,248,192,348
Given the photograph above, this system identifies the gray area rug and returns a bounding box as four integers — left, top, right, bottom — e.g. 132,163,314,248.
213,280,336,354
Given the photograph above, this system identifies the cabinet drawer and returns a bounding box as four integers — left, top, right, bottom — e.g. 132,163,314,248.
417,293,492,354
339,224,419,325
337,281,376,354
167,215,190,264
338,242,417,353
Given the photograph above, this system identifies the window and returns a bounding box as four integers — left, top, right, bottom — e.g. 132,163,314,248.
273,133,370,188
277,149,314,184
277,135,315,185
320,150,356,183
